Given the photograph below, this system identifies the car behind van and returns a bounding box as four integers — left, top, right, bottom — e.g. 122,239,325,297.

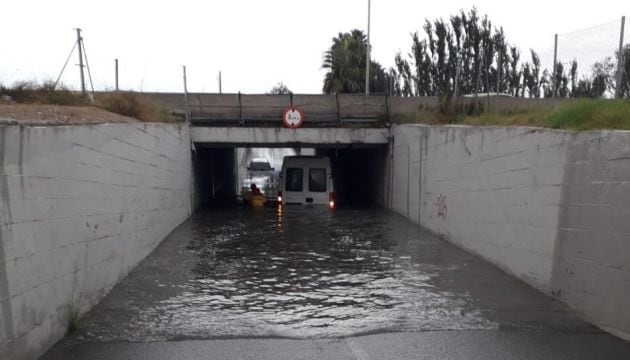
240,158,278,203
279,156,334,208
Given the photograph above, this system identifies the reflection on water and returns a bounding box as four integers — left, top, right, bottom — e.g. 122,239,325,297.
132,206,495,339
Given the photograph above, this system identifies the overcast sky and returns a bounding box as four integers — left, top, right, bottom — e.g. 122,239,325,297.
1,0,627,94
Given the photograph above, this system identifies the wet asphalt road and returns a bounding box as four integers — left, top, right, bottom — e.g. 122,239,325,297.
41,206,630,359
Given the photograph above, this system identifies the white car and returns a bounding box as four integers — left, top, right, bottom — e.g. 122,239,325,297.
247,158,273,171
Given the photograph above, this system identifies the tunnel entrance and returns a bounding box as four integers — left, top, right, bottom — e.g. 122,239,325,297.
192,144,388,208
193,146,237,206
318,147,388,207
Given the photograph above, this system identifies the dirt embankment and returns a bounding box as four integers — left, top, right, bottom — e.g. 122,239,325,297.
0,104,138,126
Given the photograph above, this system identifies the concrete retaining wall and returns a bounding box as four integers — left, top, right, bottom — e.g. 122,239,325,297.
552,131,630,339
0,123,193,360
385,124,630,340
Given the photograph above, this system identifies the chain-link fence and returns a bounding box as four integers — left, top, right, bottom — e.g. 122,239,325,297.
536,17,628,99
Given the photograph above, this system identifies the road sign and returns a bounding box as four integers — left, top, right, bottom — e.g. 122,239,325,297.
282,107,304,129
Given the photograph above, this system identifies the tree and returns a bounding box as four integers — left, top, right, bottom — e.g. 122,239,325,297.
574,78,594,98
391,7,527,97
509,47,522,96
570,56,618,98
322,29,391,94
268,82,291,95
323,30,365,94
363,7,623,99
551,63,569,98
541,69,552,98
394,52,414,96
521,50,541,97
591,57,616,97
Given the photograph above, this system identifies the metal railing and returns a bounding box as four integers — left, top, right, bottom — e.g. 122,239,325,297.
176,93,390,127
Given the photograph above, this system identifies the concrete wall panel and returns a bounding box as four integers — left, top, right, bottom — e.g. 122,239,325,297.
552,131,630,339
401,125,568,291
387,124,630,340
0,123,193,360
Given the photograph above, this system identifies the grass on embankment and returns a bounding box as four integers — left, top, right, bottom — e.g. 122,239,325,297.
419,99,630,131
0,81,174,122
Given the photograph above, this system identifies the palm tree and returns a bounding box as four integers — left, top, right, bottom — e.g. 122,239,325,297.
322,30,390,94
323,30,366,93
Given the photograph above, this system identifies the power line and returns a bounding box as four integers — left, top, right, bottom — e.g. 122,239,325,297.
54,41,77,89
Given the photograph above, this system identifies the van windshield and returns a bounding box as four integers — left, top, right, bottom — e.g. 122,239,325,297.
285,168,303,191
309,168,326,192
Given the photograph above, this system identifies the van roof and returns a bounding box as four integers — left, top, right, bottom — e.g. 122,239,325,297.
283,155,325,159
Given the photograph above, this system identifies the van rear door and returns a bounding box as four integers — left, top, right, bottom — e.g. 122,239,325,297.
304,167,328,204
283,167,304,204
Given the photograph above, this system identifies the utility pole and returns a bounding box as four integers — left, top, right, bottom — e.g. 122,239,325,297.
115,58,119,91
218,71,222,94
76,28,86,96
552,33,558,98
365,0,371,95
616,16,626,98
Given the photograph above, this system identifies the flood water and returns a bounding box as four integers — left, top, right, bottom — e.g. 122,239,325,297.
71,206,594,343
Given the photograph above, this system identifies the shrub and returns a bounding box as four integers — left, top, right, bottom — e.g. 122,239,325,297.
0,81,87,106
95,91,173,122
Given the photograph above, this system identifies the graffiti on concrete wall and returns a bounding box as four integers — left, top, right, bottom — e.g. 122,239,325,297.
435,194,447,220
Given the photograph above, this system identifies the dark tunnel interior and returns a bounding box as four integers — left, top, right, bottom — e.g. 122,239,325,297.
193,146,237,206
317,147,388,207
192,145,389,208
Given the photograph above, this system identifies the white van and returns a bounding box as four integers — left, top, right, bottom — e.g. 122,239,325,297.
279,156,334,208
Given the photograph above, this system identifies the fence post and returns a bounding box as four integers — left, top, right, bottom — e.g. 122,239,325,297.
384,92,390,124
496,48,502,94
115,58,119,91
616,16,626,98
474,47,483,102
335,93,342,125
552,34,558,98
454,53,461,97
238,91,244,126
182,65,190,124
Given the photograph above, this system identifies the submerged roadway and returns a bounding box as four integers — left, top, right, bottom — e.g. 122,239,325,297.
41,206,630,359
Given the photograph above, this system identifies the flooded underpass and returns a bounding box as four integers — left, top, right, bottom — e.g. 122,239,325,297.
135,207,495,340
46,205,601,347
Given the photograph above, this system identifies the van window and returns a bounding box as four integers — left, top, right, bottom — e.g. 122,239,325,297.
309,168,327,192
285,168,303,191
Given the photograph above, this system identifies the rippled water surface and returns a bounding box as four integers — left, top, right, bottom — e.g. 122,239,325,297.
41,205,629,359
96,206,494,340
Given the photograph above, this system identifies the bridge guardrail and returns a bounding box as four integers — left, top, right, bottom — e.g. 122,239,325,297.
181,93,390,127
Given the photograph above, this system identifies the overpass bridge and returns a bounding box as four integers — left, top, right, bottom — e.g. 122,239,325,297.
147,92,392,128
144,93,393,203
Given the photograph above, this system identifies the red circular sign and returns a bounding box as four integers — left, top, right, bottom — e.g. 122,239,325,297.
282,107,304,129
